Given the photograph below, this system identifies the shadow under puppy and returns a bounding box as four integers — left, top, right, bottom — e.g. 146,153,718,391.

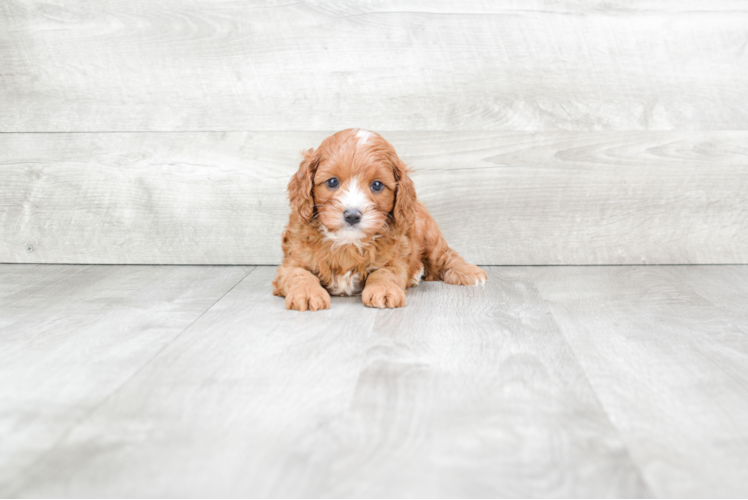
273,129,486,311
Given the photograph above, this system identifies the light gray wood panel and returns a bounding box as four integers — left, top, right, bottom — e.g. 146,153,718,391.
0,264,252,494
2,1,747,131
529,265,748,498
0,132,309,265
662,265,748,335
2,131,747,265
312,267,649,497
3,267,384,497
8,267,651,498
0,264,83,301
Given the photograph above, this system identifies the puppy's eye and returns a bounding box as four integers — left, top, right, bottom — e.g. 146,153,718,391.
370,180,384,192
326,178,339,189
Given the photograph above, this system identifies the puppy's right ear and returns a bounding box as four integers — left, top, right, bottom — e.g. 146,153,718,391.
288,148,319,222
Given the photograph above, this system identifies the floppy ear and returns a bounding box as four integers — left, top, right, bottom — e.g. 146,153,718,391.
288,148,319,222
391,156,417,228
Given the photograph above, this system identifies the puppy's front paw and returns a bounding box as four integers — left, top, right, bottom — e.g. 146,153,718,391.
362,283,406,309
444,264,487,286
285,284,331,311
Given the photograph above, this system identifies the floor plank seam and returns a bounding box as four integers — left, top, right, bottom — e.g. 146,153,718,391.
3,266,258,496
532,281,659,498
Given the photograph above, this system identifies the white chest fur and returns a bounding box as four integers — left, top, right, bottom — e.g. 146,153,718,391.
328,271,363,296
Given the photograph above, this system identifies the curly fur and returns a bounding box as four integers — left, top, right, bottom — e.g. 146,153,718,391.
273,129,486,311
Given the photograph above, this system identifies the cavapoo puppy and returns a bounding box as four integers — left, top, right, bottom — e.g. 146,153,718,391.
273,129,487,311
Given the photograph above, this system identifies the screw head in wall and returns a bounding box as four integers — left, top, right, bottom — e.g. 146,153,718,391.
26,244,34,253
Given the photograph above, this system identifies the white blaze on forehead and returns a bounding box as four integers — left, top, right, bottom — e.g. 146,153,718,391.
339,178,372,212
355,129,374,145
320,177,376,246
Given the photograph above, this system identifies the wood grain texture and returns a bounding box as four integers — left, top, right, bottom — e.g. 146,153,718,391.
2,1,747,131
2,131,746,265
661,265,748,335
6,266,650,498
0,264,252,494
529,265,748,498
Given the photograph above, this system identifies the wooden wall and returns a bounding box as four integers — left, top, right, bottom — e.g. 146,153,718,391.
2,1,746,264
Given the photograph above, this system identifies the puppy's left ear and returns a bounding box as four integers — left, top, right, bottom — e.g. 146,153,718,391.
391,155,417,228
288,148,319,222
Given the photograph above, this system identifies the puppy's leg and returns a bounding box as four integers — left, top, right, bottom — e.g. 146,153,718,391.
420,211,487,286
273,265,331,311
362,267,408,309
442,257,487,286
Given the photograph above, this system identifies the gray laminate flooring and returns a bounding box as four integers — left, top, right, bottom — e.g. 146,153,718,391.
1,264,747,498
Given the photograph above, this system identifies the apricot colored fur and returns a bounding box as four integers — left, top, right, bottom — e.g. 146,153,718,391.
272,129,486,311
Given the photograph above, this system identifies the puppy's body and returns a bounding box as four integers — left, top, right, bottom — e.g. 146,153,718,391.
273,129,486,311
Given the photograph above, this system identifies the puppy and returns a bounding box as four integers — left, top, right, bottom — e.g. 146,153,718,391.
273,129,487,311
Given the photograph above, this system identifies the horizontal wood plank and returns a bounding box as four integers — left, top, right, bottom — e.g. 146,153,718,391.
1,131,746,265
1,0,747,131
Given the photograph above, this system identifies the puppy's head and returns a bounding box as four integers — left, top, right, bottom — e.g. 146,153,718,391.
288,129,416,243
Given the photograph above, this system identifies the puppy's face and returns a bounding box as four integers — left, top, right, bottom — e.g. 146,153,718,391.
289,129,416,243
313,133,397,243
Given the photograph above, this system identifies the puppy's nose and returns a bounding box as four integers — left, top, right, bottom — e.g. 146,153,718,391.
344,209,362,226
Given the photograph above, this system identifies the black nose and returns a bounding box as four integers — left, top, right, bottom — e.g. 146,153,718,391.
344,209,362,226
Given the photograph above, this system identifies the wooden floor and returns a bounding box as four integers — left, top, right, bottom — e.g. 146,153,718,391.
1,264,747,498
